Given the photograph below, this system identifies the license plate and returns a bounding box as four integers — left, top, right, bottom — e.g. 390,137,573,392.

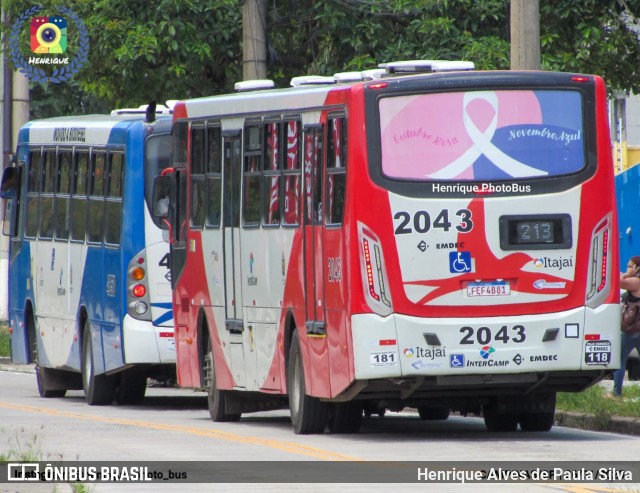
466,281,510,297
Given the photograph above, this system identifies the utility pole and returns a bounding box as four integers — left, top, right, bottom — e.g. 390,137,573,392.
510,0,540,70
242,0,268,81
0,7,29,320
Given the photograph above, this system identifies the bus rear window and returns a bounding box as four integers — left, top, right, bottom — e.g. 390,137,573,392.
379,89,584,181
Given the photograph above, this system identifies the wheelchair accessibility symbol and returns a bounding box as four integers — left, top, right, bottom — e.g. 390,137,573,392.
449,251,472,273
450,354,465,368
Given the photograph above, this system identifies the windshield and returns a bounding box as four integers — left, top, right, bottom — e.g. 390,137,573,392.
379,89,584,181
145,134,172,227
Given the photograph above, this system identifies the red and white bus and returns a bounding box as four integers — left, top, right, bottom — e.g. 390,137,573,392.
154,61,619,434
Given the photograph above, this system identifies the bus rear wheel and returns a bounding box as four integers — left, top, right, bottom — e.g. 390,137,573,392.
287,331,328,434
205,350,240,422
482,402,518,432
82,323,115,405
327,401,363,434
116,368,147,405
518,411,555,432
418,406,450,421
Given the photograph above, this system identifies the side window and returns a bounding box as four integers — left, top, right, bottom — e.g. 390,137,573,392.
25,149,41,238
263,121,281,226
174,120,188,166
206,125,222,228
39,149,56,239
326,117,347,225
242,123,262,226
54,150,72,240
87,151,106,243
303,126,323,226
282,120,301,226
105,152,124,245
176,171,188,243
70,151,89,242
189,126,206,229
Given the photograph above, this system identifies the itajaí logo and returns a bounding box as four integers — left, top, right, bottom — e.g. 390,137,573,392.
9,6,89,83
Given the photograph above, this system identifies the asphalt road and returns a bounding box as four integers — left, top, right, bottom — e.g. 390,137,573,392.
0,364,639,493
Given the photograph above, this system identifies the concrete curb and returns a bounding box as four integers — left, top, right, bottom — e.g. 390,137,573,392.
0,358,35,374
1,359,639,437
555,411,640,437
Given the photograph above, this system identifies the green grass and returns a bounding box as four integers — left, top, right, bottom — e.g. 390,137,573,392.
557,383,640,419
0,321,8,358
1,427,94,492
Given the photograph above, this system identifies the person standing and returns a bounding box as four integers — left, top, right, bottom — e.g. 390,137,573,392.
612,256,640,397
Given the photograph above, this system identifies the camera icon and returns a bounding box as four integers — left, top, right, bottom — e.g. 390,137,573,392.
30,16,67,54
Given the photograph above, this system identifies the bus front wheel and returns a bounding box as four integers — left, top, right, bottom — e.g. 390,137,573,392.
82,323,115,406
31,315,66,398
287,331,328,434
205,350,240,422
35,367,66,398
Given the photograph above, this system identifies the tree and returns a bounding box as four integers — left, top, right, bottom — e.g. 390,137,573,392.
268,0,640,93
3,0,243,116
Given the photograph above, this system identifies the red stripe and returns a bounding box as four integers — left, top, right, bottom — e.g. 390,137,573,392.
379,339,396,346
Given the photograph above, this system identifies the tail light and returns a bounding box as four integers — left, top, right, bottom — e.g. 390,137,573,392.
586,216,611,306
128,251,151,320
358,221,393,316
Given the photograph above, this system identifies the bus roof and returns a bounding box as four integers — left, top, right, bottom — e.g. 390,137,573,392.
18,114,173,147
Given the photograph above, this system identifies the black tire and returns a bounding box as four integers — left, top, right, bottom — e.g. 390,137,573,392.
205,350,241,422
36,366,66,398
287,331,328,434
82,323,115,406
327,401,363,434
418,406,450,421
30,315,66,398
518,411,555,432
116,368,147,405
482,403,518,432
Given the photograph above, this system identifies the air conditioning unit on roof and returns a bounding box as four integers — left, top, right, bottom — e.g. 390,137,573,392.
234,79,275,92
290,75,336,87
379,59,475,75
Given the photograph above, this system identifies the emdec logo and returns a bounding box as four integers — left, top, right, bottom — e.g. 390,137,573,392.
31,17,67,54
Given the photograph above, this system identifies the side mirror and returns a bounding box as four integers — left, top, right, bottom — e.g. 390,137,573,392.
152,175,172,218
0,167,19,199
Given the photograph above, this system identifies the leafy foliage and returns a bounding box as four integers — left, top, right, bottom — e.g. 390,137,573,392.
2,0,640,117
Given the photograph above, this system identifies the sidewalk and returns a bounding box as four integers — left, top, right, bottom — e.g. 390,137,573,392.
555,378,640,436
1,357,638,436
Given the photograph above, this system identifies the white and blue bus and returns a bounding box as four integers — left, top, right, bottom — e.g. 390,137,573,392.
1,112,175,405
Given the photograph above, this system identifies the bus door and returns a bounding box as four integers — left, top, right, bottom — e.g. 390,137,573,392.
222,131,245,387
302,125,326,336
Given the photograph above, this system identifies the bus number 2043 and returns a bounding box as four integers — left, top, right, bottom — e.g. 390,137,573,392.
394,208,473,235
460,325,526,345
